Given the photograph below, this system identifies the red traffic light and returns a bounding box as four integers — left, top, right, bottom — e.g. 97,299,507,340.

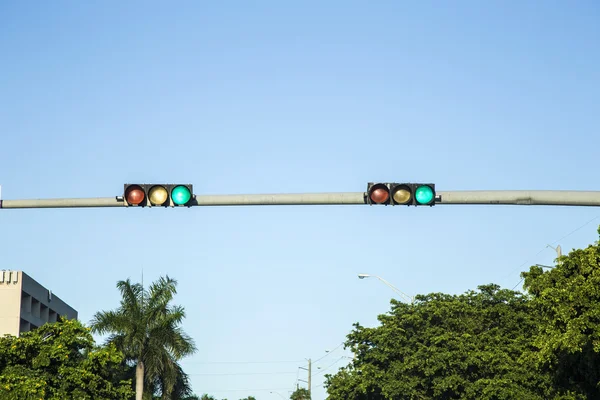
368,183,390,204
125,185,145,205
370,188,389,203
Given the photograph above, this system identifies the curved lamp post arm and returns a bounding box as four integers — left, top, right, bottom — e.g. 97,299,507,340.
358,273,414,303
375,275,414,303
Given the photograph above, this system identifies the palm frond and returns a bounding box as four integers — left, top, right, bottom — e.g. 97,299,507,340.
89,274,196,399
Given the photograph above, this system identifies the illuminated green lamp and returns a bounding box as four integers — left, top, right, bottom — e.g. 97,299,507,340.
171,185,192,205
415,185,434,205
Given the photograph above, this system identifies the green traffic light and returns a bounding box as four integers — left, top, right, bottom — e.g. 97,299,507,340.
171,186,192,205
415,185,434,204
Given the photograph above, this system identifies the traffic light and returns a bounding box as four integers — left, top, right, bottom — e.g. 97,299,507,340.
367,182,436,206
123,184,194,207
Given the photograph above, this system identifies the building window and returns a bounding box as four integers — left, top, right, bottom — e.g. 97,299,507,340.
40,303,49,322
31,298,41,319
21,292,32,314
19,318,30,334
49,309,58,323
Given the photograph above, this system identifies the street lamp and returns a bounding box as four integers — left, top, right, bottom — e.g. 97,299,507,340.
358,273,414,303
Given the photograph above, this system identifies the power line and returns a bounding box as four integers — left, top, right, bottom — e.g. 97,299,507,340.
293,365,300,390
510,214,599,290
182,360,304,365
188,371,298,376
311,342,344,366
313,357,348,377
201,387,293,393
550,215,599,245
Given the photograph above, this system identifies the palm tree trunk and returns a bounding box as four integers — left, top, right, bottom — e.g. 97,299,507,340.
136,361,144,400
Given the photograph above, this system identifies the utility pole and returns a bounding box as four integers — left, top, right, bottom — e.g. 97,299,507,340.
308,358,311,395
3,190,600,209
298,358,312,396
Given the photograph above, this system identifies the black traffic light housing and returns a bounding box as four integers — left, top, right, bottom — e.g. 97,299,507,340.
123,184,194,207
367,182,436,206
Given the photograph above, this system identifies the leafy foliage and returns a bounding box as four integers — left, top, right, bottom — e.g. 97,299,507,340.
198,395,255,400
0,318,133,400
147,360,196,399
90,275,197,399
290,387,311,399
326,228,600,399
522,226,600,397
325,284,578,399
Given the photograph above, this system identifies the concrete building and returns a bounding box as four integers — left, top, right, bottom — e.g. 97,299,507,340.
0,270,78,337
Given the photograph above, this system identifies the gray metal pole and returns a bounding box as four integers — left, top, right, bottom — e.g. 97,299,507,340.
0,197,123,209
308,358,311,396
195,192,365,206
436,190,600,207
2,190,600,209
374,275,414,304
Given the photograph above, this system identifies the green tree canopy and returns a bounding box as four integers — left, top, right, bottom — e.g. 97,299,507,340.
197,394,256,400
522,226,600,397
325,284,576,399
326,228,600,399
0,318,133,400
290,387,310,399
90,275,197,400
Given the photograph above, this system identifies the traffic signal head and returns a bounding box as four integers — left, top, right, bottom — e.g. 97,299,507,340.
367,183,435,206
124,184,194,207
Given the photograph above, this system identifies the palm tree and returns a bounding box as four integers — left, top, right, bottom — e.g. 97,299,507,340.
149,359,196,399
90,275,196,400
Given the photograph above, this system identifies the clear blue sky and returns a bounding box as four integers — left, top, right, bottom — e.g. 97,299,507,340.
1,1,599,399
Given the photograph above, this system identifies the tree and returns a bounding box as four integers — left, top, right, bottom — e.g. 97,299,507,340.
0,318,134,400
290,387,310,399
90,275,197,400
325,284,578,399
198,394,254,400
148,360,197,399
325,228,600,399
522,226,600,397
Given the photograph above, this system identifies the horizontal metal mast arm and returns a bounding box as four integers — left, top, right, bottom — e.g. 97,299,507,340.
193,192,365,206
2,190,600,209
437,190,600,206
0,197,124,209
